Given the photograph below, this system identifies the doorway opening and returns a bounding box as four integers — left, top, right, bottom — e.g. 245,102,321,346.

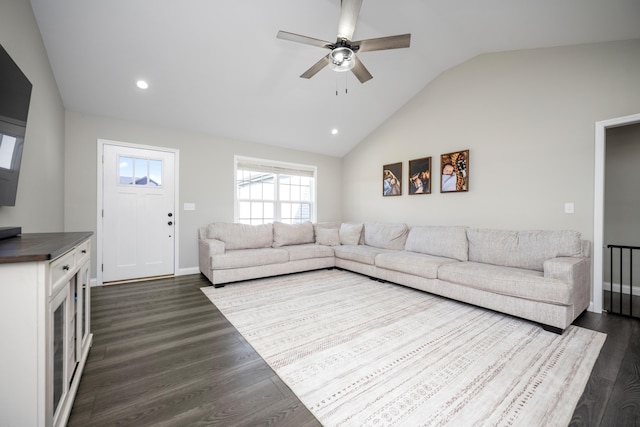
593,113,640,313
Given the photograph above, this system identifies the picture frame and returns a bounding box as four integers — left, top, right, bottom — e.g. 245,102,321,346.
408,157,431,195
382,162,402,196
440,150,469,193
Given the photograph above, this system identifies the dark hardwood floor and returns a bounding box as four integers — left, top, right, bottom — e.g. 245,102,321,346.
603,290,640,319
69,274,640,426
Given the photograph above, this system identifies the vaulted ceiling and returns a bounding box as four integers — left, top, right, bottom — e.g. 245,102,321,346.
29,0,640,157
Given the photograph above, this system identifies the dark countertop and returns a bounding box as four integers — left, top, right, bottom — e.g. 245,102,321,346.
0,232,93,263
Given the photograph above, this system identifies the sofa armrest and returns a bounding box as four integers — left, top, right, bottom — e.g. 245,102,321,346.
544,256,591,314
204,238,226,254
198,238,225,274
544,257,588,283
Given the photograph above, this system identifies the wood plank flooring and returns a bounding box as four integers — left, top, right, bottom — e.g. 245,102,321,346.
69,273,640,426
603,290,640,319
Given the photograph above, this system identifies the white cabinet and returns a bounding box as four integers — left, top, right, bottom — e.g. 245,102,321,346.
0,232,93,427
50,283,71,420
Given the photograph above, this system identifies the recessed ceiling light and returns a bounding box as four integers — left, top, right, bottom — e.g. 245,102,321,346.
136,80,149,90
331,128,338,135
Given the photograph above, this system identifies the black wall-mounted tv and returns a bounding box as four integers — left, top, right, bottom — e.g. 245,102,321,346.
0,43,32,207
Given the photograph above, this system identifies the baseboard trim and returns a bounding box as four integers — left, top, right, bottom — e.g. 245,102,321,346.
177,267,200,276
602,280,640,296
90,268,200,287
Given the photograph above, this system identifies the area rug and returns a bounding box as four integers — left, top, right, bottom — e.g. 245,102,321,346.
201,269,606,427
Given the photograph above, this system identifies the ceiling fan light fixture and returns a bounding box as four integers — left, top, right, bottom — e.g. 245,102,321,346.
328,47,355,72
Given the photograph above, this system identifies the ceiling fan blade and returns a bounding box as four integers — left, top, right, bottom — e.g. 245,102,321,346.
300,54,330,79
337,0,363,41
277,31,333,49
353,34,411,53
351,55,373,83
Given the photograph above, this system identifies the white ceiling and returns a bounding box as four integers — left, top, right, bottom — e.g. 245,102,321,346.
29,0,640,157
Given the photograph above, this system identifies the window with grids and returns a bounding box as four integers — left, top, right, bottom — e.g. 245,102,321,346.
118,156,163,186
235,157,316,225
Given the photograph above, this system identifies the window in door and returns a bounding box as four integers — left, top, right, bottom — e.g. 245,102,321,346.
118,156,163,186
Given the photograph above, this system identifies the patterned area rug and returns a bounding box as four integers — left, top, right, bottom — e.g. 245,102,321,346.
201,269,605,427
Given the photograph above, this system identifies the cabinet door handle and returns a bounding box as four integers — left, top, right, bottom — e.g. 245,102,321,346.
81,250,87,254
62,265,70,271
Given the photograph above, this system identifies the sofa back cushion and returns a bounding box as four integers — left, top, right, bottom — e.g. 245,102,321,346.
339,223,364,245
364,222,409,250
272,221,315,247
405,226,468,261
467,228,583,271
207,222,273,250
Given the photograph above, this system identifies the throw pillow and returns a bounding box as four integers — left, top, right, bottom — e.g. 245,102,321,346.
339,223,363,245
315,227,340,246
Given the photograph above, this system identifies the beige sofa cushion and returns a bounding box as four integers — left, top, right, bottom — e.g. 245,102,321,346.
467,229,582,271
207,222,273,250
333,245,392,265
375,251,458,279
438,262,572,305
283,243,334,261
339,223,363,245
272,221,314,247
405,226,468,261
364,222,409,250
211,248,288,269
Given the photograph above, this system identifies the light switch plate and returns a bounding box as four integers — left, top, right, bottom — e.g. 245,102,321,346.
184,202,195,211
564,202,574,214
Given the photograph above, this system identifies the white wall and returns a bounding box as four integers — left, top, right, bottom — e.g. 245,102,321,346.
342,40,640,243
64,112,343,274
0,0,66,231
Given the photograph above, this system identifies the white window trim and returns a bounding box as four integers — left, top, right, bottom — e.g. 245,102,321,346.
234,155,318,223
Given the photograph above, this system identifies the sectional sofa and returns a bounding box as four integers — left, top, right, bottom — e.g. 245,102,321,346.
198,221,591,333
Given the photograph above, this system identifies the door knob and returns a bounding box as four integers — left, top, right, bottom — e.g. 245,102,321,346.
168,221,173,226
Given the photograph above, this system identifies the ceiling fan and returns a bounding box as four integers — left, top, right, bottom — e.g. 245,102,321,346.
277,0,411,83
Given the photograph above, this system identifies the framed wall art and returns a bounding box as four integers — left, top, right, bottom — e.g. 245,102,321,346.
382,162,402,196
440,150,469,193
408,157,431,195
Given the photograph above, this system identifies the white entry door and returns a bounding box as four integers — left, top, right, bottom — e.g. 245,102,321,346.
102,144,176,282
